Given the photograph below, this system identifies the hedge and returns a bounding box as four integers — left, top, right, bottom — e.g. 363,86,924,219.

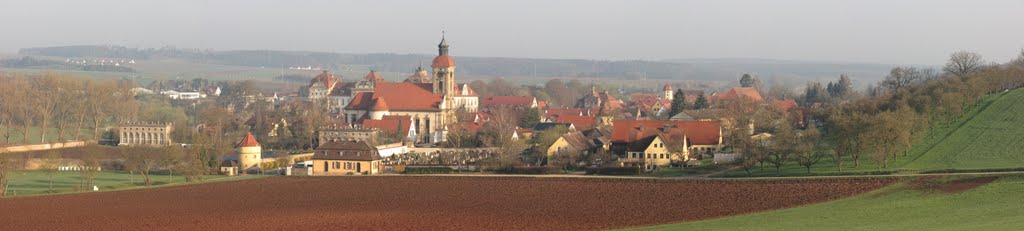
497,166,562,174
585,167,639,176
403,167,453,174
920,167,1024,174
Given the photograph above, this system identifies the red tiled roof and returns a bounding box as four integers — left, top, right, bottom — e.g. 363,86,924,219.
454,84,477,96
474,112,491,122
362,118,412,138
458,122,485,133
717,87,763,102
314,141,381,161
632,98,669,112
345,82,443,111
481,96,535,108
611,120,721,146
406,67,431,83
554,115,597,130
630,93,660,101
371,97,390,111
432,55,455,67
236,133,261,147
364,70,384,83
663,84,673,91
601,92,622,110
309,71,338,89
773,98,798,111
536,101,548,109
545,108,586,120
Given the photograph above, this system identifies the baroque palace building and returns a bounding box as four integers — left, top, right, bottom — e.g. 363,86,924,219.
333,35,478,144
118,122,173,146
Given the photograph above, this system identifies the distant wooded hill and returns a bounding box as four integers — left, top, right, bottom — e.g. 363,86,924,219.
19,45,891,84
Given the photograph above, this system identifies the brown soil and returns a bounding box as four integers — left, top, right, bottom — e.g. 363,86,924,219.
908,176,999,194
0,176,894,230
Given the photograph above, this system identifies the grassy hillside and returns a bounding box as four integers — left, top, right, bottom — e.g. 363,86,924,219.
633,175,1024,230
903,89,1024,170
718,88,1024,177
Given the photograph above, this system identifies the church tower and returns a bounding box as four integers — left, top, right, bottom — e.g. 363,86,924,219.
663,84,674,100
431,33,456,98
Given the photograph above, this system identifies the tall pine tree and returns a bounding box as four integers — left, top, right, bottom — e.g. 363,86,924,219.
694,94,709,109
669,89,687,117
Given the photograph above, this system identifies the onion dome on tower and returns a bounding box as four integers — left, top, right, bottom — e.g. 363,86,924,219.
432,35,455,68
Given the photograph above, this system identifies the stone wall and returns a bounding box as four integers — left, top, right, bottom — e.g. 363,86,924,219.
0,141,88,153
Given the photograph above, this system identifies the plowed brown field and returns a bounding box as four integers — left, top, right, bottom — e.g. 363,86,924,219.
0,176,894,230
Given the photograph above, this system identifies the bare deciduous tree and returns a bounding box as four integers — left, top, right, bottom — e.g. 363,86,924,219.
0,155,24,197
41,151,63,192
78,147,103,191
881,67,922,93
793,124,822,173
479,107,527,171
124,148,161,186
943,50,984,78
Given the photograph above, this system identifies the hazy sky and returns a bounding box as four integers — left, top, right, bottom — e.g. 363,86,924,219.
2,0,1022,65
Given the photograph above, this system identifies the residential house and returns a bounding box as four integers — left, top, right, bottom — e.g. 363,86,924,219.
546,131,596,157
311,140,383,175
611,120,723,163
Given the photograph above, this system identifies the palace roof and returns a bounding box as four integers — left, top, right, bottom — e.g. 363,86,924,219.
345,82,443,111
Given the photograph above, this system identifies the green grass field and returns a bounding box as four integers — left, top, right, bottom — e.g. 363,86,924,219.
903,89,1024,170
3,170,260,197
632,175,1024,230
719,88,1024,177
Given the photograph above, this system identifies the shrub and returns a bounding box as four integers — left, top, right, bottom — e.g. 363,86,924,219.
920,167,1024,174
585,167,639,176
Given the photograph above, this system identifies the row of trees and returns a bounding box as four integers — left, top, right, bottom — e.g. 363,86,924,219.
0,73,138,145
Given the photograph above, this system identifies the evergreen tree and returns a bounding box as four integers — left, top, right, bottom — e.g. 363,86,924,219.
739,73,755,87
669,89,687,117
836,74,853,97
804,81,827,104
693,94,709,109
518,108,541,128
